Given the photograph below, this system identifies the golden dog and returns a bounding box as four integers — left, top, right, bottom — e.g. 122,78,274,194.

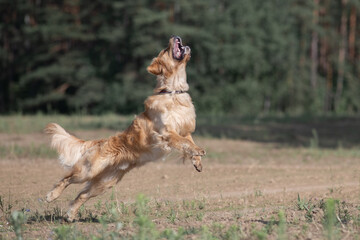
45,36,205,222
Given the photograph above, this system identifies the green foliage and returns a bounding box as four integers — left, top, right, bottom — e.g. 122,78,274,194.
53,225,85,240
310,129,320,149
323,198,339,240
1,0,360,115
0,195,13,217
99,199,121,223
160,228,185,240
9,211,27,240
167,208,177,224
297,194,316,222
3,192,360,239
277,210,287,240
133,194,158,240
253,228,268,240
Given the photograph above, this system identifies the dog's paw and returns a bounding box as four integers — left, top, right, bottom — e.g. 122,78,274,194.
45,191,56,203
64,211,76,223
46,189,63,203
191,155,203,172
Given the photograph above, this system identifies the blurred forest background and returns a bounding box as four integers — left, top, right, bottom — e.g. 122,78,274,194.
1,0,360,116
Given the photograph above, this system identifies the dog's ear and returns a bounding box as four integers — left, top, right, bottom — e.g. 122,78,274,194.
147,58,162,75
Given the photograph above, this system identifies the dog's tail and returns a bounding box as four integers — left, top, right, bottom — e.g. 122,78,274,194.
44,123,85,168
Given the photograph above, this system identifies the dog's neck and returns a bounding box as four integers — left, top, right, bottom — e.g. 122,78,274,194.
154,65,189,94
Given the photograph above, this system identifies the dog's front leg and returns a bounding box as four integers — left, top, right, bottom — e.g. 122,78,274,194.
164,131,205,157
183,134,204,172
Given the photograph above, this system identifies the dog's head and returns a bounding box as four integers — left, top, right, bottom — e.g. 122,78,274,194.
147,36,191,77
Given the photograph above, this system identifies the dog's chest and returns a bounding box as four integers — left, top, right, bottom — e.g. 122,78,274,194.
146,94,196,136
163,103,195,135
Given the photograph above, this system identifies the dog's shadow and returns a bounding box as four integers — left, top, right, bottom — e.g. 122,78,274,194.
26,215,100,224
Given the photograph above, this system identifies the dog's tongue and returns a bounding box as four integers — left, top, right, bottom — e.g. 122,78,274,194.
174,41,181,58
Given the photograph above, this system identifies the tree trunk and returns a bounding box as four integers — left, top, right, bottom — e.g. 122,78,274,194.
348,6,356,62
321,0,333,112
325,60,334,112
310,0,319,90
335,0,348,109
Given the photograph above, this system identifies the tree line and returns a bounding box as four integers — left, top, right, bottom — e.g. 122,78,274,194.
1,0,360,115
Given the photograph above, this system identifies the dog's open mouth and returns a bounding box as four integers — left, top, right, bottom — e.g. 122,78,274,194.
172,37,186,60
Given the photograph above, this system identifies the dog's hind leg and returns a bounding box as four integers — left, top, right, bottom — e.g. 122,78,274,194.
46,169,88,203
65,174,120,222
46,175,73,203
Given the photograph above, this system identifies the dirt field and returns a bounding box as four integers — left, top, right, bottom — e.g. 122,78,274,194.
1,119,360,239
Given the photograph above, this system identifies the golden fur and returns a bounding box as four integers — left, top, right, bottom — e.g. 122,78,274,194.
44,36,205,222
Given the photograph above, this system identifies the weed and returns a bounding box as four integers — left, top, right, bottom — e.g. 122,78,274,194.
182,199,190,209
53,225,85,240
323,198,339,240
53,206,62,219
120,201,129,215
160,228,185,240
297,194,315,222
233,210,242,220
198,198,206,210
254,190,263,197
253,228,267,240
96,218,122,240
30,209,42,222
301,224,308,236
196,212,204,221
100,200,121,223
110,187,115,201
54,225,74,240
182,211,191,219
94,200,102,211
277,210,287,240
264,216,276,234
336,201,351,224
9,211,27,240
297,194,308,211
167,208,177,224
133,194,158,240
0,195,13,217
76,205,96,222
310,129,319,148
191,200,197,210
134,194,150,217
199,226,217,240
43,206,63,223
211,223,224,235
223,224,242,240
